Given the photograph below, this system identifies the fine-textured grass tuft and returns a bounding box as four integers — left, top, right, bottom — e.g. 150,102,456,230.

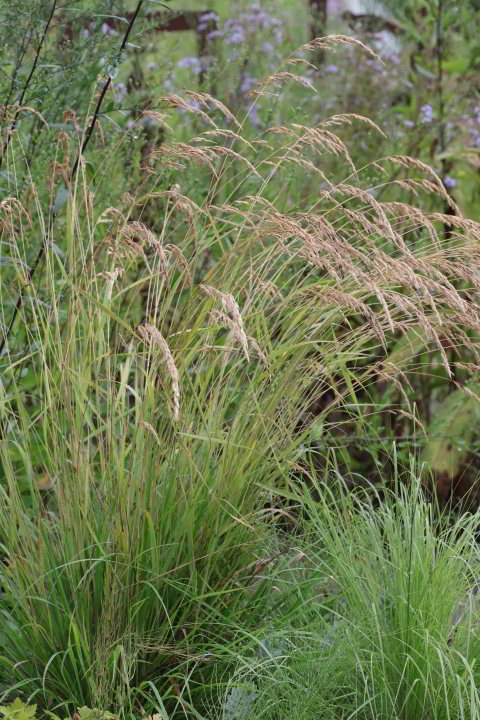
219,475,480,720
2,31,480,720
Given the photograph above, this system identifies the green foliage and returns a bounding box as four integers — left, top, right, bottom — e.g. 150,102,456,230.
2,2,480,719
422,381,480,480
223,477,480,720
0,699,37,720
0,699,118,720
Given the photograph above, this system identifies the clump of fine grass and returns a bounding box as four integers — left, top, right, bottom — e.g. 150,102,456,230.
218,475,480,720
1,34,480,720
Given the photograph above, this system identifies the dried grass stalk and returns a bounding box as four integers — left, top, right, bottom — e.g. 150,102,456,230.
138,324,180,421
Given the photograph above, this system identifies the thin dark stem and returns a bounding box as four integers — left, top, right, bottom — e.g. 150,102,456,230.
70,0,144,178
0,0,144,360
0,0,58,171
435,0,455,241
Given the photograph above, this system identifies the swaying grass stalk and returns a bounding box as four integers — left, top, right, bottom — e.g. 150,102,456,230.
220,476,480,720
1,33,480,720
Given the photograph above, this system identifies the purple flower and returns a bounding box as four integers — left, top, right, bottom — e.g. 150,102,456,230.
81,28,90,38
421,104,433,123
177,57,202,73
126,120,136,130
274,27,283,43
225,26,246,44
147,62,157,71
300,75,314,87
114,82,127,103
102,22,113,35
404,119,415,128
325,64,338,73
140,116,157,128
240,75,257,94
199,11,219,23
248,105,260,127
207,29,224,39
443,176,457,188
263,41,274,52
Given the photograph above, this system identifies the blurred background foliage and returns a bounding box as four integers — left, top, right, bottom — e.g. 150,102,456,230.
3,0,480,716
3,0,480,509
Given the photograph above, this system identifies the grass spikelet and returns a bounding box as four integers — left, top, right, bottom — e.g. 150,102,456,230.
209,310,250,362
137,323,180,421
209,145,261,178
322,183,396,240
201,285,249,362
140,110,172,132
283,58,317,69
299,35,383,64
256,72,318,91
193,129,255,151
153,142,218,175
160,93,217,128
165,244,192,286
320,113,386,138
185,91,241,129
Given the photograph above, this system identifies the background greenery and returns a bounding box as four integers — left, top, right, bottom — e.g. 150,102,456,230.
2,0,480,718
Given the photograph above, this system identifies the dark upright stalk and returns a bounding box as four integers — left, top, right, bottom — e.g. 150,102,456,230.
0,0,58,171
0,0,145,359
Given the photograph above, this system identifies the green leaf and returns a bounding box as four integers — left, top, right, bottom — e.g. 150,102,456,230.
0,698,37,720
84,161,96,185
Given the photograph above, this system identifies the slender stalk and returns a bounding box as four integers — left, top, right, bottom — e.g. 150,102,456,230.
0,0,58,171
434,0,456,242
70,0,144,178
0,0,145,360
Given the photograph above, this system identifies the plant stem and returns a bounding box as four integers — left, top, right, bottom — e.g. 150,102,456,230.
0,0,145,359
0,0,58,171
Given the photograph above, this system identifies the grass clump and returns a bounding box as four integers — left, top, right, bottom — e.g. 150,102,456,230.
221,476,480,720
2,23,480,720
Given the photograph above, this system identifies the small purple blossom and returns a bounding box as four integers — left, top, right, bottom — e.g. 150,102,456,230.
443,176,457,188
147,62,157,71
247,105,260,127
325,64,338,73
225,25,246,44
421,104,433,123
81,28,90,38
114,82,127,103
199,11,219,23
177,56,202,73
102,22,113,35
404,119,415,128
263,41,274,52
240,75,257,94
126,120,136,130
140,116,158,128
207,29,224,39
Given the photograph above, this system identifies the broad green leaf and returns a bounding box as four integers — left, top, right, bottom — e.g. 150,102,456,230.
0,698,36,720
